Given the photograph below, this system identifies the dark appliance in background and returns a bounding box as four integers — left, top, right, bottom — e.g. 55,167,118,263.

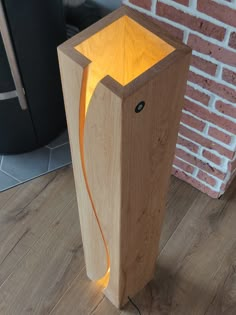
0,0,67,154
64,0,103,36
0,0,103,154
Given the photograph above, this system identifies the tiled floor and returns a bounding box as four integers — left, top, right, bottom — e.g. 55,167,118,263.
0,130,72,192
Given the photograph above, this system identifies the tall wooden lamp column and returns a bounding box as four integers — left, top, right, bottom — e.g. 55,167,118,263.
58,6,191,308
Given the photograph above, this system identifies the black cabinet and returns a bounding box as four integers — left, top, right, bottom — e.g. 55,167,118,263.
0,0,67,154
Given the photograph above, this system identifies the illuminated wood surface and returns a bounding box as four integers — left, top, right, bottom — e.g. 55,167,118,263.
58,6,191,308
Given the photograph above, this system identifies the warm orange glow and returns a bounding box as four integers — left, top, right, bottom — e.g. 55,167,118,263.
96,268,111,288
75,15,175,113
76,16,175,289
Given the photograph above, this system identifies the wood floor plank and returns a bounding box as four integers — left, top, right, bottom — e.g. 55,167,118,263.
123,178,236,315
0,170,56,212
49,269,105,315
0,197,84,315
48,176,200,315
0,181,21,210
90,297,121,315
160,176,200,251
204,240,236,315
1,167,235,314
0,167,76,287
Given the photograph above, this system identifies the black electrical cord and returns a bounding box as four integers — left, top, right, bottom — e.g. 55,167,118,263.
128,296,142,315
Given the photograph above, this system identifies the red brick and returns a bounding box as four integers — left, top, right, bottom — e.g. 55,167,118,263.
208,126,232,145
220,180,227,192
129,0,152,10
172,168,220,198
185,85,210,106
191,55,217,76
154,19,184,40
202,149,222,165
220,170,236,192
197,170,217,187
184,98,236,134
177,136,199,153
172,0,189,5
173,157,195,174
157,3,226,41
181,112,205,131
228,158,236,172
229,32,236,50
188,34,236,67
188,71,236,103
198,0,236,28
175,147,226,180
222,68,236,86
215,100,236,119
179,124,235,159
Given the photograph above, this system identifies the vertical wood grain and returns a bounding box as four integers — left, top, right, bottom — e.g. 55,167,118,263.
84,82,123,306
57,51,107,280
118,52,191,305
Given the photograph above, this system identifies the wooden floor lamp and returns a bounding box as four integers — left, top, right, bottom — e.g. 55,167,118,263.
58,6,191,308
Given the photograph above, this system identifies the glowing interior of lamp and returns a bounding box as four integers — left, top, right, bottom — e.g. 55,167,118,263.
75,15,175,289
75,15,175,113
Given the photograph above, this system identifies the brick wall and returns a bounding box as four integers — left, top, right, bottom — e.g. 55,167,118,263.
123,0,236,198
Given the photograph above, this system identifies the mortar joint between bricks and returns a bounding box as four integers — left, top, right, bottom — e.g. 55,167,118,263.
192,167,199,177
151,0,158,14
189,65,236,92
209,95,217,109
215,64,223,80
224,27,232,46
184,94,210,109
189,0,197,9
202,122,209,134
230,135,236,151
158,0,236,36
187,81,236,108
174,164,221,191
183,29,190,44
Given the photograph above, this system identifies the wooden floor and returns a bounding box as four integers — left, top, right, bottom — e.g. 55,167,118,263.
0,166,235,315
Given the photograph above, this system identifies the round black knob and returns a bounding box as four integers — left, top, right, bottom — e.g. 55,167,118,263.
135,101,145,113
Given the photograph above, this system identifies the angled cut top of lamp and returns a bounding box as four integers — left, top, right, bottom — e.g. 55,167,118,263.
74,14,175,113
58,6,191,309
